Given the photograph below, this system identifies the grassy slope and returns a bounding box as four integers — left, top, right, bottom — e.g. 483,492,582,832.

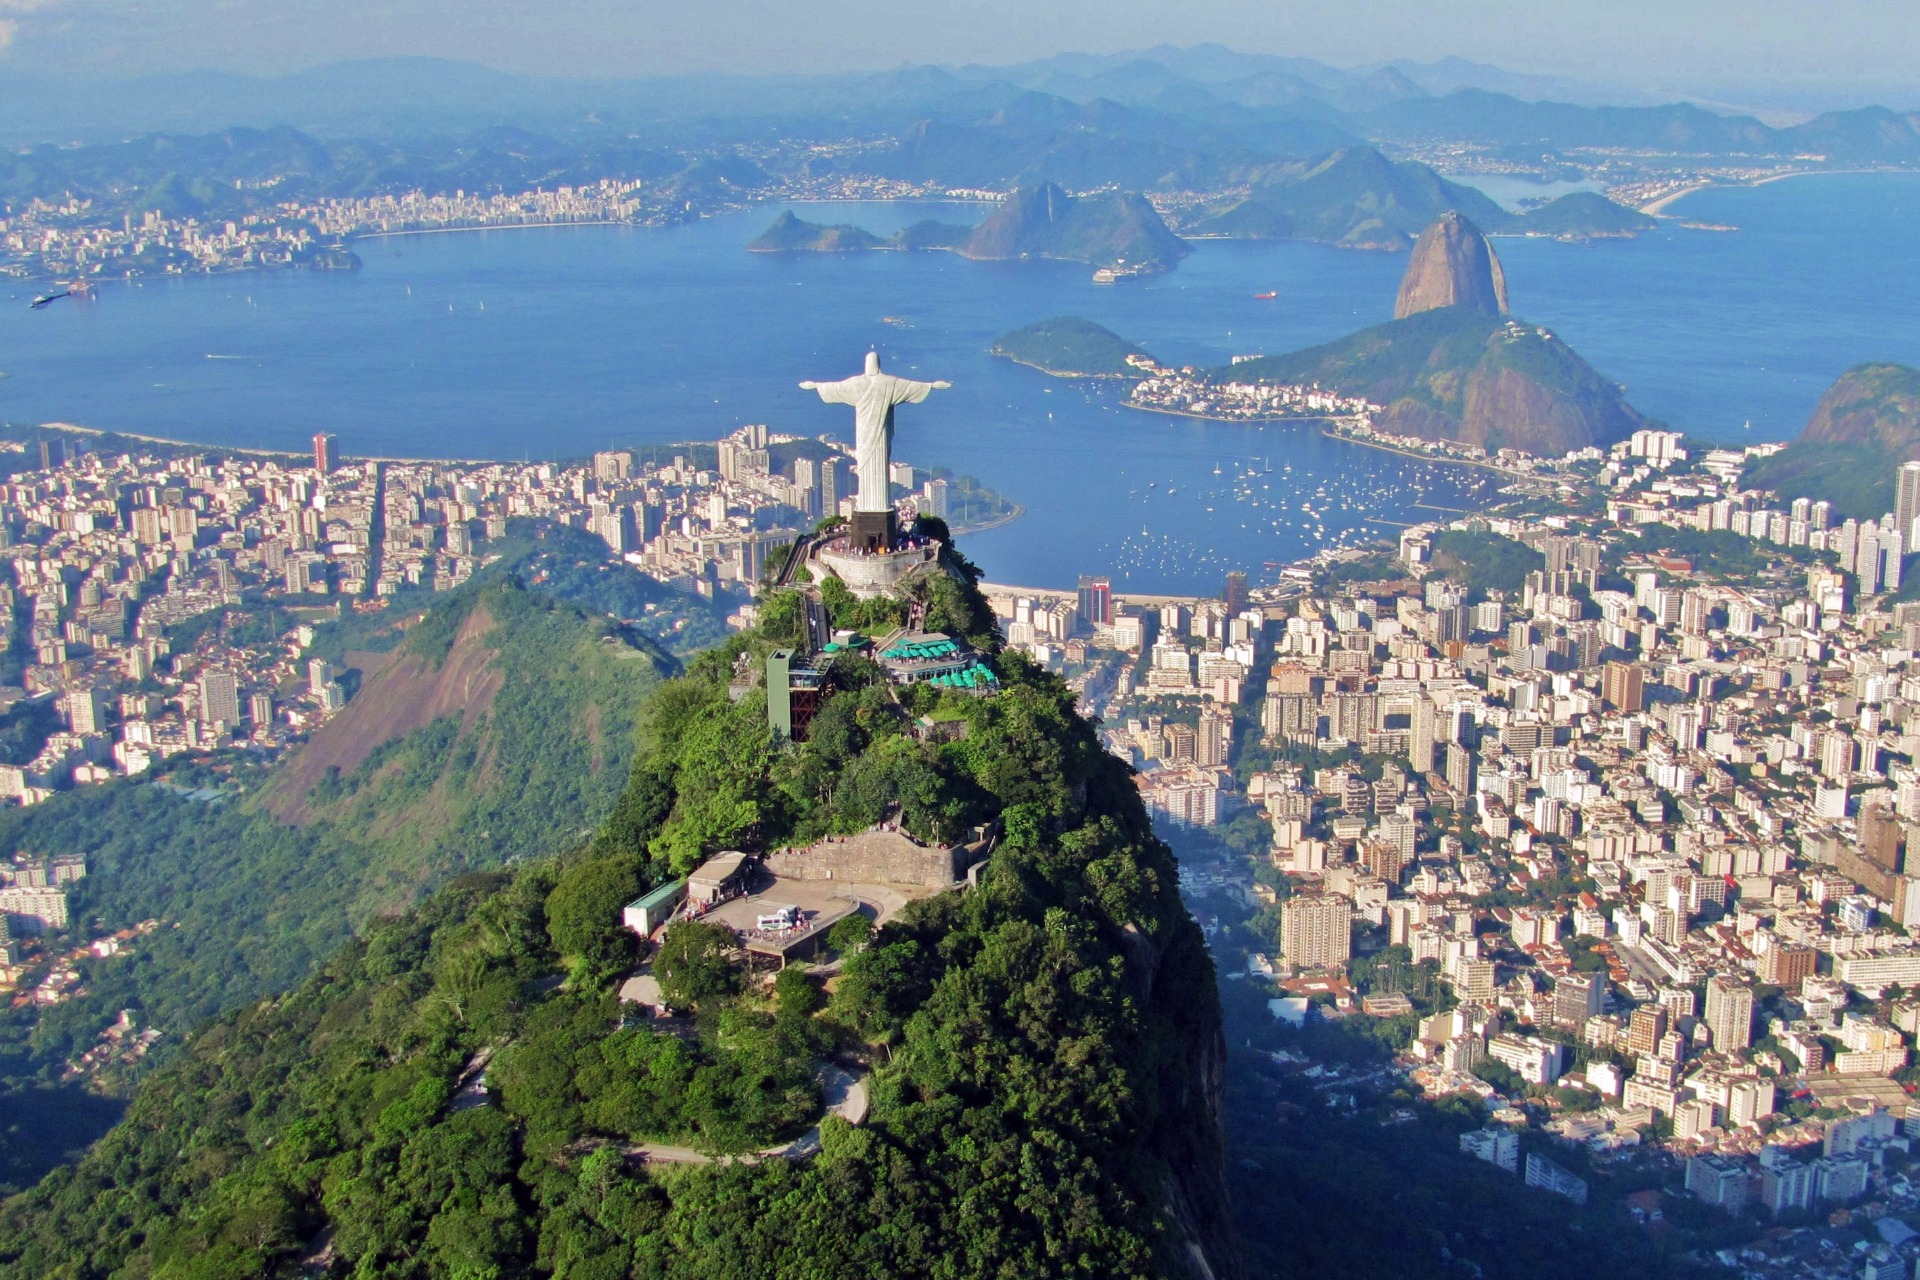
0,577,669,1188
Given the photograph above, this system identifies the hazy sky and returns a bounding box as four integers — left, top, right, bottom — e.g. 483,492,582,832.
0,0,1912,104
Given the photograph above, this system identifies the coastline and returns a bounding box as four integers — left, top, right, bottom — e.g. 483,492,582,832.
352,219,637,241
950,502,1026,537
993,353,1133,380
38,420,564,467
1319,427,1533,478
1122,402,1331,426
1640,184,1714,216
1640,166,1917,216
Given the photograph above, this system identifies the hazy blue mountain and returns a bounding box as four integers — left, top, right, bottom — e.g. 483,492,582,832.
1186,146,1515,249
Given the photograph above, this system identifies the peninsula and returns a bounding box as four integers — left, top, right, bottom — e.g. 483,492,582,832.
1125,212,1648,457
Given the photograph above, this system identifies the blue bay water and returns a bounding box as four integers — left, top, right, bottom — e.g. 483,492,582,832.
1,174,1916,593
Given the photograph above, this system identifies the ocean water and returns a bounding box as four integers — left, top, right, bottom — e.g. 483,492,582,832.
1,174,1917,593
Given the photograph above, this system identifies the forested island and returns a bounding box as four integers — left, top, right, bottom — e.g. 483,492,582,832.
990,315,1152,376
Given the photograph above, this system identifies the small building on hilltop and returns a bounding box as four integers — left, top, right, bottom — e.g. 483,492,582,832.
874,629,998,692
688,851,754,906
622,879,688,937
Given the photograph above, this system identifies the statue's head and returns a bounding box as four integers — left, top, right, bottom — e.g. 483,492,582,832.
865,351,881,375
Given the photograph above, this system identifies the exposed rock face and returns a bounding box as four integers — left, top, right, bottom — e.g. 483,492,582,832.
1798,362,1920,455
961,181,1189,272
1392,212,1509,319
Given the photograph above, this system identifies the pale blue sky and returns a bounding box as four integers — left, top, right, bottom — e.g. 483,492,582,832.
0,0,1911,108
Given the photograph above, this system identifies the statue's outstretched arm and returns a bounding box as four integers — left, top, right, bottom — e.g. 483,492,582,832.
800,377,860,405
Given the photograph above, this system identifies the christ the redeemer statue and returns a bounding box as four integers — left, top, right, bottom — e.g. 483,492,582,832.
800,351,949,552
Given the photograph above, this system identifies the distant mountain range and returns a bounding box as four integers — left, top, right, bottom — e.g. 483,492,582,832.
3,45,1917,168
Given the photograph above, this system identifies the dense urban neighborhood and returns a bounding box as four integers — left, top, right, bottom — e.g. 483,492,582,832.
966,428,1920,1275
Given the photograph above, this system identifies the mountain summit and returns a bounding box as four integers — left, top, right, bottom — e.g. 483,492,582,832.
1393,211,1509,319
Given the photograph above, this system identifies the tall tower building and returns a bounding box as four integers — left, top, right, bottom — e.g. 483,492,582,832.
1898,461,1920,542
198,671,241,726
1445,741,1475,796
1077,575,1114,628
1281,893,1353,973
1705,974,1755,1054
1223,570,1248,614
312,432,336,475
1196,707,1233,768
818,457,843,520
1602,660,1646,713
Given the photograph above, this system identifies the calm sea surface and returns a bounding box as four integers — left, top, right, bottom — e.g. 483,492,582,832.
2,174,1916,593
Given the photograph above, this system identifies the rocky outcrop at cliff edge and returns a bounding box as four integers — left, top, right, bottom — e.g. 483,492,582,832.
1797,362,1920,457
1393,211,1509,320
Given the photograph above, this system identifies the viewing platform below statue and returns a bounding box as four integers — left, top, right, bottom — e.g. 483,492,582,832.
809,527,939,598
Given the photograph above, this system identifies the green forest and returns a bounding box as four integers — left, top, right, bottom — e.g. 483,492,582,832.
0,561,1232,1279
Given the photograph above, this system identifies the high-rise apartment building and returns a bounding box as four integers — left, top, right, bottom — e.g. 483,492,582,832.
1898,461,1920,542
1077,575,1114,628
312,432,335,475
1223,570,1248,614
198,670,241,726
1281,893,1353,973
1196,707,1233,768
1626,1005,1669,1058
1705,974,1755,1054
64,686,108,735
1554,973,1605,1029
1445,741,1475,795
818,457,843,518
1603,660,1645,713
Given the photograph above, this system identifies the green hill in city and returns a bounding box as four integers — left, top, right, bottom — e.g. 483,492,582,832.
1744,362,1920,517
0,570,674,1187
0,557,1236,1280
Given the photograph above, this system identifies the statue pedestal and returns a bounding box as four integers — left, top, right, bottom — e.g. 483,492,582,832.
849,509,896,553
811,539,939,600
